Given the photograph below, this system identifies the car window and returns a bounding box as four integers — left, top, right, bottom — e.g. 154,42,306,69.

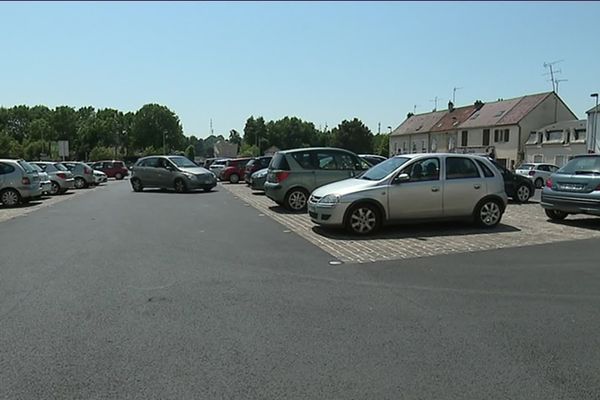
538,165,549,172
475,159,495,178
54,163,68,171
246,159,256,168
0,162,15,175
292,151,315,169
518,164,533,170
17,160,36,173
114,162,124,168
446,157,481,180
102,162,113,169
333,152,356,170
315,152,338,170
558,157,600,175
140,157,160,168
403,158,440,182
270,153,290,170
260,157,272,168
360,157,410,181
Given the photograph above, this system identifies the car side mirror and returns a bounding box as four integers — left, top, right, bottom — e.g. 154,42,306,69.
394,173,410,184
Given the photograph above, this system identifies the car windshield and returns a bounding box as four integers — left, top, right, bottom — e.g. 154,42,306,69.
54,163,68,171
360,157,410,180
168,156,197,168
558,157,600,174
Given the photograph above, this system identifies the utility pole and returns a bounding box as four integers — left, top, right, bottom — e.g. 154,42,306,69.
209,118,214,136
413,104,419,114
452,87,463,104
378,122,381,135
543,60,564,92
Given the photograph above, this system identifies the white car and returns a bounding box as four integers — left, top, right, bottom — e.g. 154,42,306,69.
515,163,559,189
308,154,508,235
93,169,108,185
208,159,229,178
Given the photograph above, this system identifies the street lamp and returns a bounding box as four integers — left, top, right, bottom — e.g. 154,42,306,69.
387,126,392,134
591,93,599,153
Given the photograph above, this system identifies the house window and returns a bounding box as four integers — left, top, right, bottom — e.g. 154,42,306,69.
402,142,407,153
483,129,490,146
412,142,417,153
503,129,510,142
421,140,426,152
461,131,468,147
545,130,563,142
571,129,586,142
393,142,398,154
494,129,509,143
525,131,538,145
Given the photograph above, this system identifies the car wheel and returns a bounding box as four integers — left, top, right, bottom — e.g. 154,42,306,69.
535,178,544,189
515,184,531,203
284,188,308,211
475,199,503,228
50,181,60,195
345,203,381,235
1,188,21,207
174,178,187,193
74,177,86,189
115,173,123,180
131,178,144,192
229,173,240,184
545,209,568,220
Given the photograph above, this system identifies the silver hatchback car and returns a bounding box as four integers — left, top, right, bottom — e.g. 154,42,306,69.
130,155,217,192
308,153,508,235
0,159,42,207
541,154,600,220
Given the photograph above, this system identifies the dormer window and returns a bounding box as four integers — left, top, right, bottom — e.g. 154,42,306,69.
545,130,564,143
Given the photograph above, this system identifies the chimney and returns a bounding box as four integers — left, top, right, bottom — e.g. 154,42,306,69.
448,101,454,112
474,100,484,110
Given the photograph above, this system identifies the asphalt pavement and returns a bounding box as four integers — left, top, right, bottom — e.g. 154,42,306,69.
1,181,599,399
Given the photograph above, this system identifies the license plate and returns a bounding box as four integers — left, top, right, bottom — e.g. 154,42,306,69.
559,184,583,191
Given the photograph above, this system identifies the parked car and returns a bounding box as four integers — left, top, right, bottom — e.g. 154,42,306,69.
541,154,600,220
29,162,52,195
93,169,108,185
359,154,387,166
515,162,559,188
308,154,508,235
249,168,268,191
486,158,534,203
89,160,129,180
62,162,95,189
219,158,252,183
244,156,273,184
0,159,42,207
30,161,75,195
209,159,229,176
203,158,218,168
130,155,217,193
264,147,370,211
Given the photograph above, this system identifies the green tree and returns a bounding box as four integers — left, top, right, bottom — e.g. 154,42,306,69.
185,145,195,161
0,132,23,158
243,116,267,148
372,133,390,157
239,143,259,157
229,129,242,146
331,118,373,153
23,140,45,160
89,146,114,161
131,104,184,153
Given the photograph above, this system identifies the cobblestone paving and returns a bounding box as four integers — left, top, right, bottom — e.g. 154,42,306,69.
0,182,112,224
222,183,600,264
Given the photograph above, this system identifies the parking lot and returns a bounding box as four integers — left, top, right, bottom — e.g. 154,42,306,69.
222,183,600,263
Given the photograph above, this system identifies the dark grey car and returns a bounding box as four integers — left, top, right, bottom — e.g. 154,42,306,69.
130,155,217,193
541,154,600,220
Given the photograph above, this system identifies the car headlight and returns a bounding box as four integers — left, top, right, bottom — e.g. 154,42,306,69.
184,173,196,179
318,194,340,205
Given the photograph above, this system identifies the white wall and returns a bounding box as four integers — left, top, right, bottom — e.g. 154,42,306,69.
525,143,587,166
587,111,600,153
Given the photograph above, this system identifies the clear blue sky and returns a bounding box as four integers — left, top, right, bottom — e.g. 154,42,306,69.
1,1,598,138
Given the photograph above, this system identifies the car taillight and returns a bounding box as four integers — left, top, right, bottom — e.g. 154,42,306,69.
546,178,552,188
57,173,67,179
528,170,535,176
22,176,31,185
275,171,290,183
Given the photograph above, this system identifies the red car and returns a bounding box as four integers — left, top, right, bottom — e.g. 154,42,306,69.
219,158,251,183
90,160,129,180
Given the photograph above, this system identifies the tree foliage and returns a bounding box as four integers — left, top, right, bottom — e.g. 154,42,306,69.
89,146,115,161
330,118,373,154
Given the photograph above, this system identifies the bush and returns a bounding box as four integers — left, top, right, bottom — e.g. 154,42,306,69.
89,146,115,161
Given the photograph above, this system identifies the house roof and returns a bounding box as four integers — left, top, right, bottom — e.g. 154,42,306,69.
587,104,600,114
536,119,587,132
391,110,446,136
429,105,477,133
459,97,524,129
496,92,552,125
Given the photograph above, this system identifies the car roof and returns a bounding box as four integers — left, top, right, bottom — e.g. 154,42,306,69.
280,147,357,154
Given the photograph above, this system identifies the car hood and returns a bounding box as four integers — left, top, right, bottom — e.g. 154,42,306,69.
178,166,213,175
312,178,381,197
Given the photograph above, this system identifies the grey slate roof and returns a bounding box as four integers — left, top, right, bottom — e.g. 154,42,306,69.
390,110,446,136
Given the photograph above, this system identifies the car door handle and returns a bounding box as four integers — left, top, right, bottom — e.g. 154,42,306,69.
431,186,439,192
474,184,481,189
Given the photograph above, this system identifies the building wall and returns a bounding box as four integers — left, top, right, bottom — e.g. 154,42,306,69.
524,143,587,166
519,94,578,161
389,133,429,155
454,125,519,167
587,110,600,153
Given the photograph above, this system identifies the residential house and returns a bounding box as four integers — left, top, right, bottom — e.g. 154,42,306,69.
524,120,587,167
587,104,600,153
389,91,577,169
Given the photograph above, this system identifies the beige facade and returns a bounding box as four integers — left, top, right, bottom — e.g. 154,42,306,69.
524,119,587,167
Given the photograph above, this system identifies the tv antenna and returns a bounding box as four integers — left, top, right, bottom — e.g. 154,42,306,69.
413,104,419,114
554,78,568,94
429,96,439,111
543,59,564,92
452,87,463,104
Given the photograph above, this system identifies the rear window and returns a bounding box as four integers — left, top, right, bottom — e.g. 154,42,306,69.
246,159,256,167
17,160,36,173
0,163,16,175
558,156,600,175
446,157,481,180
270,153,290,170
